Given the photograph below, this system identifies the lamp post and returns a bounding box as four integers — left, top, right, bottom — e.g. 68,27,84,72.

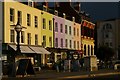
8,22,26,77
14,22,22,55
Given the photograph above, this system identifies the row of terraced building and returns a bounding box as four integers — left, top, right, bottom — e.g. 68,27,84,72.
0,0,95,67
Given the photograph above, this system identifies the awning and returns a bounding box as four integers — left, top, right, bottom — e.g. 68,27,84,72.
9,45,35,53
30,46,51,54
29,46,42,54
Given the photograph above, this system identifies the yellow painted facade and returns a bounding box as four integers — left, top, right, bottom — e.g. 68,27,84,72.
81,20,95,57
4,2,42,45
41,11,53,48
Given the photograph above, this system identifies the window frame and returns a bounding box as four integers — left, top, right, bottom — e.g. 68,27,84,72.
35,34,38,45
10,8,14,22
55,38,58,47
69,26,71,35
21,31,24,43
27,33,31,45
61,38,63,48
27,14,31,26
10,29,15,42
55,22,58,32
43,18,46,29
49,20,52,30
18,11,22,24
35,16,38,28
60,24,63,33
65,25,67,34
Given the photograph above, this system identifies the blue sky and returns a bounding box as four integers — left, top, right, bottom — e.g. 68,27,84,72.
81,2,119,21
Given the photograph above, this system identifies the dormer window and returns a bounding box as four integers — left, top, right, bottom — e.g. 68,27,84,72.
72,17,75,22
63,13,66,18
28,0,34,7
43,5,47,11
55,10,58,16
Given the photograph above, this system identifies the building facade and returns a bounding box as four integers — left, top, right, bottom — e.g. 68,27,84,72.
81,20,95,57
97,19,120,60
2,1,51,66
1,1,96,70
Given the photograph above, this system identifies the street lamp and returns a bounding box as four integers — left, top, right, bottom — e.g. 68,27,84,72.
9,22,26,77
14,22,22,55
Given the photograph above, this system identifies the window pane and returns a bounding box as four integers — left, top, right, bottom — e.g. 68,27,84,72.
49,37,52,47
35,34,38,45
27,33,31,45
55,22,58,32
35,16,38,28
21,31,24,43
65,25,67,34
60,24,63,33
65,39,67,48
70,40,72,48
69,26,71,35
74,27,75,36
27,14,31,26
18,11,22,24
10,8,14,22
74,41,76,49
55,38,58,47
10,30,15,42
49,20,52,30
77,29,79,36
43,18,46,29
61,38,63,48
43,36,46,47
77,41,79,49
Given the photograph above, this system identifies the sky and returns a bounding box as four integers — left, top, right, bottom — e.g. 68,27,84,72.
47,2,120,22
81,2,119,22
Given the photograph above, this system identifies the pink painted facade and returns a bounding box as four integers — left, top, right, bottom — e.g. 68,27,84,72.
54,16,65,48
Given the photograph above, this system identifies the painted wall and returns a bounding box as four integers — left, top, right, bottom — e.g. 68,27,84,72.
41,11,53,48
54,15,65,48
4,1,42,45
73,22,81,50
64,19,74,49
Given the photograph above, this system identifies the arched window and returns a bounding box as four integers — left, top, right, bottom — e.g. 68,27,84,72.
91,45,93,55
84,45,86,56
103,23,112,30
88,45,90,56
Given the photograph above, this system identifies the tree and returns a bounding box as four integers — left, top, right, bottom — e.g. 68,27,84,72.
96,46,115,62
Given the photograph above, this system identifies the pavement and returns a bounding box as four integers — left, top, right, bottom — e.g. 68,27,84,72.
1,69,120,80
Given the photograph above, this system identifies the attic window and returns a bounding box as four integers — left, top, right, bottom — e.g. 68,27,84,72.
55,10,58,16
28,0,34,7
72,17,75,22
63,13,66,18
43,5,47,11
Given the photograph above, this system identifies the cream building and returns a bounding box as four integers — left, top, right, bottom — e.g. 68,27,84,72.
81,20,95,57
97,18,120,60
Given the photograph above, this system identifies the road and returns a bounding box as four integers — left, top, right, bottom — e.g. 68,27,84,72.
2,69,120,80
67,74,120,80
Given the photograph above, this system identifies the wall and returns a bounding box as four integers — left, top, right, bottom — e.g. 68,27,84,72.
4,1,42,45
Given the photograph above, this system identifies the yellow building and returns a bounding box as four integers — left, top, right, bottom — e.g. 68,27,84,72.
40,7,54,64
81,20,95,57
2,1,50,66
